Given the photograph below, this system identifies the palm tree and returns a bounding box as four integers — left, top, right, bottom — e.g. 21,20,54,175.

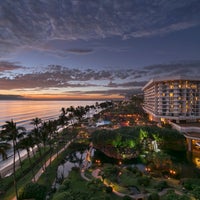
31,127,45,170
28,135,37,159
40,121,50,169
30,118,43,160
1,120,26,200
59,107,68,126
43,120,57,167
31,117,42,130
74,106,86,123
0,141,11,160
17,135,36,182
2,121,25,170
66,106,76,125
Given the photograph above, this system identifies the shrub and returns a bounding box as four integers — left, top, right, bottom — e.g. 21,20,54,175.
18,182,46,200
137,176,150,186
106,186,113,193
154,181,168,191
104,196,111,200
62,179,71,189
182,178,200,190
123,195,132,200
191,186,200,199
52,191,72,200
57,185,67,192
148,192,160,200
161,190,188,200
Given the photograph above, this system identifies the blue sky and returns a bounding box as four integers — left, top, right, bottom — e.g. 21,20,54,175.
0,0,200,99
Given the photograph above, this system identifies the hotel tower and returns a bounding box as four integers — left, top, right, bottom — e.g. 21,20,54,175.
142,76,200,124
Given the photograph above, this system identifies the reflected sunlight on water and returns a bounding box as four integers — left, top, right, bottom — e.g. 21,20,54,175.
0,100,98,130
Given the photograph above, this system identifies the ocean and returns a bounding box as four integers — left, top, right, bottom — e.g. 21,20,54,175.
0,100,100,167
0,100,99,130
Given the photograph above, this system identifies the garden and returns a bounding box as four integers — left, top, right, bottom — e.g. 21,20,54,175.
51,125,200,200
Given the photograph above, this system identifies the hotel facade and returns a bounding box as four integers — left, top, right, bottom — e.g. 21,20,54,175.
142,76,200,124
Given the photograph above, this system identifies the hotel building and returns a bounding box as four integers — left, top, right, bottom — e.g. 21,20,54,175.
142,76,200,124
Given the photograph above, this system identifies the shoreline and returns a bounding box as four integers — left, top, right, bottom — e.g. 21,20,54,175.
0,104,104,178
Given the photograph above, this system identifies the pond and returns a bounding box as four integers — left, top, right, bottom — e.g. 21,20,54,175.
55,147,95,184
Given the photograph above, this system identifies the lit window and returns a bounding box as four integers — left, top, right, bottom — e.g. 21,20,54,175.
170,93,173,97
191,84,197,89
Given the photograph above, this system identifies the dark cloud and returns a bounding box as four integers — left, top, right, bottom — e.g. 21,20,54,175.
67,48,93,54
0,65,132,90
0,61,199,98
0,0,199,56
143,61,200,77
0,61,23,72
71,88,142,97
0,94,25,100
107,81,147,88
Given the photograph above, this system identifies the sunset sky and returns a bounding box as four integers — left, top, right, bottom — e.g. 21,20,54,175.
0,0,200,100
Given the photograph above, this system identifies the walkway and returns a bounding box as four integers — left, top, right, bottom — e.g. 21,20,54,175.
33,139,73,182
81,168,184,200
11,139,74,200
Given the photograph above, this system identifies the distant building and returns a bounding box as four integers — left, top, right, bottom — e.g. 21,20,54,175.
142,76,200,124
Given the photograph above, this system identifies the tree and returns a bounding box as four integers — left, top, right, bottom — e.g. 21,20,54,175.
66,106,75,125
74,106,86,122
31,127,44,170
17,135,36,182
59,107,68,126
44,120,57,166
31,117,42,130
0,141,11,160
1,120,26,200
149,152,172,171
40,121,50,169
30,117,43,159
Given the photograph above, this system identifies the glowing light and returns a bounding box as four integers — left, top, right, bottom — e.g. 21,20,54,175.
169,169,176,175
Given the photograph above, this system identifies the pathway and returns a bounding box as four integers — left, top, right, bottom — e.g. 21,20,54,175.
11,139,74,200
82,168,184,200
33,139,73,182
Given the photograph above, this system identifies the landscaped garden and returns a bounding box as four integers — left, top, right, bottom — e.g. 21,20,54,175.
51,125,200,200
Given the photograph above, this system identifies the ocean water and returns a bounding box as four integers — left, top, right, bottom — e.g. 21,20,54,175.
0,100,99,167
0,100,99,130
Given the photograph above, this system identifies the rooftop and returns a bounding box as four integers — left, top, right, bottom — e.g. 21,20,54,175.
142,75,200,90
